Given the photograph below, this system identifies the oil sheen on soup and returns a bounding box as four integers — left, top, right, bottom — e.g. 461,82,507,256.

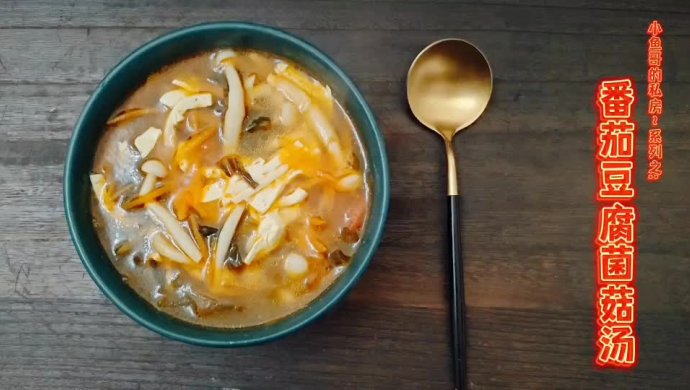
90,50,369,328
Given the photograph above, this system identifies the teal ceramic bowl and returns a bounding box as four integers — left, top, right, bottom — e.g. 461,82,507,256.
64,22,389,346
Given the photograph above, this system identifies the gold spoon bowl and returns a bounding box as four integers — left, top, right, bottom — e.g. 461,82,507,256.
407,38,493,195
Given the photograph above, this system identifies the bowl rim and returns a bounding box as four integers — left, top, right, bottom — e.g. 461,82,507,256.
63,22,390,346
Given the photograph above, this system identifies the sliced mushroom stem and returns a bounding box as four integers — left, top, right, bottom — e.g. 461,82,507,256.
139,159,168,196
222,64,245,152
215,205,246,270
139,174,157,196
147,202,202,262
151,233,191,264
164,93,213,146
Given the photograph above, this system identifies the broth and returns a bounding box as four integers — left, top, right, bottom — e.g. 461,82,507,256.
90,50,369,328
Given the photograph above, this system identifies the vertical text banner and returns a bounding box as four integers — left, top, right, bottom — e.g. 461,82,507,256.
594,78,638,369
647,20,664,181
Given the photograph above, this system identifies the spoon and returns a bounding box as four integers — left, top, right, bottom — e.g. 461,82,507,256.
406,39,493,389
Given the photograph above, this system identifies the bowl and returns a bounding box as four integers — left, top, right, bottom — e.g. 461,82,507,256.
64,22,390,346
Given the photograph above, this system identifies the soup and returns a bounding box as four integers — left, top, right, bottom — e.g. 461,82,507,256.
90,49,369,328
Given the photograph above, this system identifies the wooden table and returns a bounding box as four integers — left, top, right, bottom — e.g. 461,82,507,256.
1,1,689,388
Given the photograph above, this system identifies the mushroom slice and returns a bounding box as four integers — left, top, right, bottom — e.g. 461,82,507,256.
139,159,168,196
138,174,157,196
146,202,202,262
212,50,237,71
163,93,213,146
151,232,191,264
215,205,246,269
221,63,245,152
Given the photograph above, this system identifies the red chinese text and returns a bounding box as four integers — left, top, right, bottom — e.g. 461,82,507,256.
594,78,638,369
647,20,664,181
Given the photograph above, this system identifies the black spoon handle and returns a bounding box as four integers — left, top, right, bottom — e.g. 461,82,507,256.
448,194,466,390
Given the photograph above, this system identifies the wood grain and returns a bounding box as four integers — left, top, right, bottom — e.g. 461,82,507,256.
3,28,690,84
2,0,690,32
1,0,689,389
